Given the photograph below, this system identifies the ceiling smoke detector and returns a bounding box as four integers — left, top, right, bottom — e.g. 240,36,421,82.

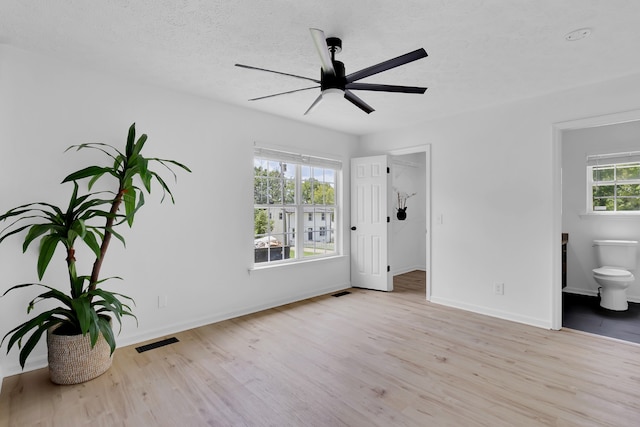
565,28,592,41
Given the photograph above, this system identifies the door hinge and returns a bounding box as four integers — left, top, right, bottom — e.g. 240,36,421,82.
387,167,390,174
387,265,391,272
387,216,390,223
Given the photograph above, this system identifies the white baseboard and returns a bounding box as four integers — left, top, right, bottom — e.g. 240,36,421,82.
393,265,426,276
563,287,640,303
563,287,598,297
430,296,552,330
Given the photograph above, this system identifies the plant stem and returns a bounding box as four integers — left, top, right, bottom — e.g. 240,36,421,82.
66,246,76,280
88,187,125,293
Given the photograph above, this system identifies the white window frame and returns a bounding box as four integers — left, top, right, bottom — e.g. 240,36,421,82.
587,152,640,214
253,147,340,265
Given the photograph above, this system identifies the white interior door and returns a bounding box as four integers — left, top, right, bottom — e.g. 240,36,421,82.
350,155,392,291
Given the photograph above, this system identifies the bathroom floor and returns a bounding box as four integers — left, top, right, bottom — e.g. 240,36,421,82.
562,292,640,344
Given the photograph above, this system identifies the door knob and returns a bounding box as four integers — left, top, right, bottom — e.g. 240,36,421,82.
351,226,357,230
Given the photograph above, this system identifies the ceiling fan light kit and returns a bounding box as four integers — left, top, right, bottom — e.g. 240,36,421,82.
236,28,428,115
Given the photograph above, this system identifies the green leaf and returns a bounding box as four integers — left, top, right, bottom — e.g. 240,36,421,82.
150,157,193,174
71,297,92,335
123,188,137,227
126,123,136,157
1,308,67,353
149,171,174,203
29,287,75,310
21,224,52,252
98,316,117,354
70,275,88,299
18,321,58,369
132,133,147,157
62,166,113,184
139,157,151,192
88,310,101,348
82,230,101,258
87,170,106,190
106,226,126,247
37,235,60,280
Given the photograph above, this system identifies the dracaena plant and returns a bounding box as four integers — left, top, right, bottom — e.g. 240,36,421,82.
0,123,190,368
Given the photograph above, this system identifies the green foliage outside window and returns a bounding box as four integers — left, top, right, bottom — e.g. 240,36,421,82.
592,162,640,212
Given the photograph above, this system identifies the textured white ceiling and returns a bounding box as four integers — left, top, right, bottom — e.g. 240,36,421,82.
2,1,640,135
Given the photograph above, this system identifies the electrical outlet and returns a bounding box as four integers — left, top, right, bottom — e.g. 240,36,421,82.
493,283,504,295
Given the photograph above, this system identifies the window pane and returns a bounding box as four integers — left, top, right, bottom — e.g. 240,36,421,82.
617,164,640,180
254,233,290,263
302,207,335,258
593,166,614,182
593,198,614,211
254,208,272,238
302,168,335,205
267,177,283,204
593,185,615,198
617,197,640,211
254,177,268,204
618,184,640,197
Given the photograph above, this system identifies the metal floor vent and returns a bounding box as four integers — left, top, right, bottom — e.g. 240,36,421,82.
135,337,179,353
332,291,351,297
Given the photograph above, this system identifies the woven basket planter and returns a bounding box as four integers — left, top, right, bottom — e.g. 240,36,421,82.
47,323,113,385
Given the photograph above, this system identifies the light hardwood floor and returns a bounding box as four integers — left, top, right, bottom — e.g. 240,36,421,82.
1,271,640,426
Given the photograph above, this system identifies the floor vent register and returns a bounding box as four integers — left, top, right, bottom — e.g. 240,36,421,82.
332,291,351,297
135,337,180,353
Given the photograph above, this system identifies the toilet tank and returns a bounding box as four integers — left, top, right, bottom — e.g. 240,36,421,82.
593,240,638,270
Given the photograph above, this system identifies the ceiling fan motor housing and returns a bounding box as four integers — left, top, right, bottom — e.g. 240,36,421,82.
321,60,346,91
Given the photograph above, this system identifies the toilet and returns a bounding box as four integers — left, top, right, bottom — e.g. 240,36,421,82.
592,240,637,311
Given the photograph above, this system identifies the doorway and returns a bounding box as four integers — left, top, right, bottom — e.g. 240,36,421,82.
552,109,640,332
389,145,431,300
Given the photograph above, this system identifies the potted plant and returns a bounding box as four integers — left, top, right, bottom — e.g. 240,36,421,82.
395,189,416,221
0,123,190,384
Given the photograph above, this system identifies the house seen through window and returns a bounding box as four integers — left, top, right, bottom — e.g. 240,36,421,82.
588,152,640,213
254,147,340,264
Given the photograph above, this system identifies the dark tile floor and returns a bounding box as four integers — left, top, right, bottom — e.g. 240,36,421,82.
562,292,640,344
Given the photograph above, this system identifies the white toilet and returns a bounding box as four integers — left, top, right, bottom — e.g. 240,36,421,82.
592,240,638,311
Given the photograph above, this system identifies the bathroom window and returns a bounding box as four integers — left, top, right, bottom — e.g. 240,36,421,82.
588,156,640,213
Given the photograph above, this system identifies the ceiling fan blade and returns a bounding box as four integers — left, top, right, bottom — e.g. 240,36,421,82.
345,82,427,94
249,86,320,101
235,64,320,84
344,90,374,114
309,28,335,76
304,94,324,115
345,48,428,83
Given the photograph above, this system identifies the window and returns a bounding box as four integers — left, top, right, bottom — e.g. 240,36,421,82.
254,147,340,264
588,152,640,213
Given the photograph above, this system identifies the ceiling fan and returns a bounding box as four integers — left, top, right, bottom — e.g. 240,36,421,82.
235,28,428,115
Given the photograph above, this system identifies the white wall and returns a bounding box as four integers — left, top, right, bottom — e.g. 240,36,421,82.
0,45,358,378
390,153,427,275
562,121,640,301
360,72,640,329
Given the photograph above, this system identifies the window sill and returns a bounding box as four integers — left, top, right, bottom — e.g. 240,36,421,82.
249,254,347,272
579,212,640,220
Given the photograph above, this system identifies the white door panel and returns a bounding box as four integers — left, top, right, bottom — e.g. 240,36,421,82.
350,155,392,291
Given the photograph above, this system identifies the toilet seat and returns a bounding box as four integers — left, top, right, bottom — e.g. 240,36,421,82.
592,267,634,281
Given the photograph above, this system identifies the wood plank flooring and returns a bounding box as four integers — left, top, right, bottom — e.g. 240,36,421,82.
2,270,640,426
